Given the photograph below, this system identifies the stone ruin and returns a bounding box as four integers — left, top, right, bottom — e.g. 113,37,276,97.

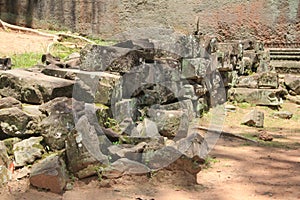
0,33,299,193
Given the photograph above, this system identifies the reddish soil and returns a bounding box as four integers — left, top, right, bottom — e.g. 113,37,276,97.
0,29,52,56
0,30,299,200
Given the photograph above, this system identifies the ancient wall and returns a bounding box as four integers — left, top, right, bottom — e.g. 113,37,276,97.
0,0,300,43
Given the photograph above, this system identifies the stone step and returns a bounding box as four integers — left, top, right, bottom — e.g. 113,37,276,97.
270,61,300,74
268,48,300,74
270,55,300,61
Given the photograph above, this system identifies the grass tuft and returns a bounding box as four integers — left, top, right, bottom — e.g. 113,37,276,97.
11,52,43,68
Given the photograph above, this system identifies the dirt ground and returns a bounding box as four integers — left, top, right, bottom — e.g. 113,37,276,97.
0,29,52,56
0,29,299,200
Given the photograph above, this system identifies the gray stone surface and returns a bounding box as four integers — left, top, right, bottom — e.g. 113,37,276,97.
0,107,32,137
181,58,210,80
66,116,109,178
285,74,300,95
258,72,278,89
38,97,73,150
0,97,22,110
242,110,264,128
135,119,160,137
114,99,138,123
176,133,206,162
108,142,147,161
228,88,285,106
147,109,189,139
13,137,44,167
30,155,67,194
273,111,293,119
0,69,74,104
236,75,259,88
80,45,142,73
105,158,150,178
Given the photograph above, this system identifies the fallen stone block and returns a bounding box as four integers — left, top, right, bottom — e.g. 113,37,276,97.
80,45,142,73
0,97,22,109
242,110,264,128
30,154,67,194
0,69,74,104
258,72,278,89
135,118,160,137
284,74,300,95
273,111,293,119
147,109,189,139
0,107,33,137
104,158,150,179
38,97,74,150
181,58,210,80
13,136,44,167
228,88,285,106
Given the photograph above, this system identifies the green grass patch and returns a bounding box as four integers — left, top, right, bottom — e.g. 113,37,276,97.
203,156,220,169
11,52,43,68
237,102,255,109
49,43,80,60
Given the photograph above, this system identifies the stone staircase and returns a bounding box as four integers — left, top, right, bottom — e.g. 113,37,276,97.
269,48,300,74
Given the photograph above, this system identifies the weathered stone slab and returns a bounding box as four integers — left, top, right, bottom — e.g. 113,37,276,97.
0,69,74,104
0,107,33,137
176,133,206,163
273,111,293,119
43,68,122,105
236,75,259,88
153,99,195,121
0,97,22,110
258,72,278,89
108,142,147,161
114,39,155,61
104,158,150,178
135,119,160,137
228,88,285,106
66,116,109,178
114,99,138,123
147,109,189,139
236,72,278,89
13,136,44,167
80,45,142,73
284,74,300,95
181,58,210,80
38,97,73,150
30,155,67,194
242,110,264,128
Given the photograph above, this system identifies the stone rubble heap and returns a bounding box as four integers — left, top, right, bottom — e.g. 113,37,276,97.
0,34,298,193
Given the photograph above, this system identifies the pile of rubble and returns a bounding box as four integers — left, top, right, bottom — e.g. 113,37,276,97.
0,34,299,194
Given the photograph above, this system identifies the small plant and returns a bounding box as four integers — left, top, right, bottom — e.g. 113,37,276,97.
104,117,120,132
112,141,120,145
94,165,107,182
203,156,219,169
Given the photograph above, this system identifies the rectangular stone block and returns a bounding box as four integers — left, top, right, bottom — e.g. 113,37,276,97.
181,58,210,80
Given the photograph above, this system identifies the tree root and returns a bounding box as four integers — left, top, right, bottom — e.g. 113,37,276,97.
0,19,96,45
